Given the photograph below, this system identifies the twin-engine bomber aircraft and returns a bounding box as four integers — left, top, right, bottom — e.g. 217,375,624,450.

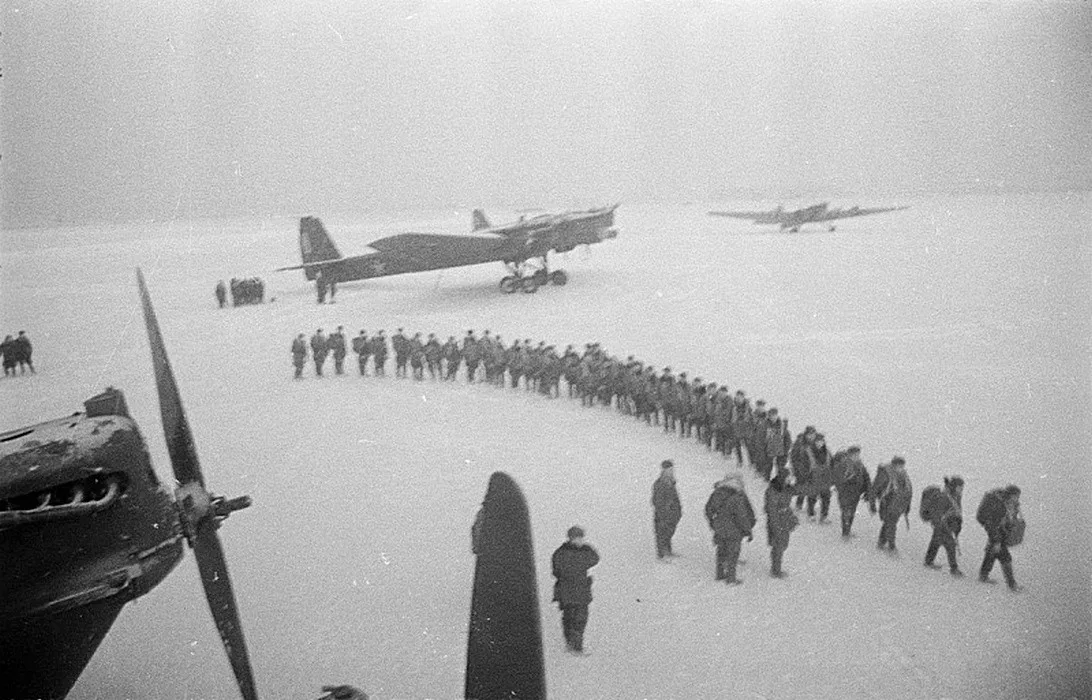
278,205,619,294
708,202,907,232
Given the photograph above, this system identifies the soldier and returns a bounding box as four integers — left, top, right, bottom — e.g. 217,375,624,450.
291,333,308,379
922,476,965,576
704,473,756,585
726,390,753,468
408,332,425,380
328,326,348,375
371,331,388,376
808,433,835,523
215,280,227,308
764,467,799,578
765,408,792,475
870,457,913,552
976,485,1024,591
551,526,600,654
424,333,443,380
790,425,818,514
651,460,682,558
310,328,329,376
442,335,461,380
352,330,370,376
12,331,34,374
392,328,409,378
832,446,871,538
1,335,15,376
747,400,771,478
463,331,481,383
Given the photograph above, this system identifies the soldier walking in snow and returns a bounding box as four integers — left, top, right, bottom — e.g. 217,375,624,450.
12,331,34,374
870,457,913,552
832,446,871,538
551,526,600,654
976,485,1025,591
215,280,227,308
704,473,756,585
392,328,409,378
764,467,799,578
921,476,965,576
652,460,682,558
291,333,307,379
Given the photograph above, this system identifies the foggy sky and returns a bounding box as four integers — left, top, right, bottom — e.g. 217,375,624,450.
2,1,1090,228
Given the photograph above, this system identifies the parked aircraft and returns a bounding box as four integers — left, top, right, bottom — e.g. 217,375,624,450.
0,272,544,700
277,205,619,294
708,202,908,232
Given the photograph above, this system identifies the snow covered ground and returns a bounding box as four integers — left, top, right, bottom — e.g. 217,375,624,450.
3,193,1090,699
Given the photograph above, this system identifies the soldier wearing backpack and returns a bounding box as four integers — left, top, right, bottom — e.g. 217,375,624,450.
920,476,965,576
870,457,913,552
976,485,1024,591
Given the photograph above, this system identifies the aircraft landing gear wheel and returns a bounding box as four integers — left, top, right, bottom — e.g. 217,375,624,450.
549,270,568,286
499,276,519,294
520,276,540,293
531,269,548,286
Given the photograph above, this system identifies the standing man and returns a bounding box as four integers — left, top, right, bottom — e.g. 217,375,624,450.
291,333,308,379
870,457,913,552
832,446,871,538
352,330,370,376
551,526,600,654
704,473,756,585
215,280,227,308
921,476,965,577
13,331,34,374
371,330,388,376
328,326,348,375
392,328,409,378
764,467,799,578
310,328,329,377
976,485,1024,591
652,460,682,559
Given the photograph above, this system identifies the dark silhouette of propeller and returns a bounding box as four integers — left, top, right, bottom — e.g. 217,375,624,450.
137,269,258,700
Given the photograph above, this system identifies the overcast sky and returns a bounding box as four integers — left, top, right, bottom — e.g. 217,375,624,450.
2,1,1090,227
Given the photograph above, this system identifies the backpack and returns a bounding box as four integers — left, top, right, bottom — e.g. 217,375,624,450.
919,485,948,523
1006,516,1026,546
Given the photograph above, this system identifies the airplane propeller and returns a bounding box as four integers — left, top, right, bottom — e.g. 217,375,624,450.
137,269,258,700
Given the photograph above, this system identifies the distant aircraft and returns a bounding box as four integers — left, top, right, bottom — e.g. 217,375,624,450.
707,202,908,232
277,205,619,294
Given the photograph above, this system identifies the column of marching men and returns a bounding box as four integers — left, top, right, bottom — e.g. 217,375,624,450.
290,325,1028,649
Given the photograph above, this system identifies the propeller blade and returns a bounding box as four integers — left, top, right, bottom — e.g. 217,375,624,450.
193,519,259,700
136,268,205,488
136,269,259,700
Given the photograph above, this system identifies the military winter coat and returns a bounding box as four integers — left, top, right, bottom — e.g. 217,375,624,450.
764,482,798,548
328,332,347,359
977,489,1020,544
652,475,682,525
833,453,871,509
808,446,834,492
704,484,756,543
765,422,791,461
871,464,913,523
291,338,307,363
551,542,600,605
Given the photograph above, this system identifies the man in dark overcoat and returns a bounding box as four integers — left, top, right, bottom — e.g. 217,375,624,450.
551,526,600,653
652,460,682,558
832,446,871,537
704,473,756,585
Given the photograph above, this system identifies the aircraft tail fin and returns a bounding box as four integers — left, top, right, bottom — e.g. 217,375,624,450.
299,217,341,281
472,209,491,232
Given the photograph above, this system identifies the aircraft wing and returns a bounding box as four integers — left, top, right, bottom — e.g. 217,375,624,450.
707,210,771,221
817,205,909,222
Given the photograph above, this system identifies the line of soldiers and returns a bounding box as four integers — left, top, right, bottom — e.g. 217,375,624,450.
289,326,1026,591
653,456,1024,591
1,331,35,376
216,278,265,307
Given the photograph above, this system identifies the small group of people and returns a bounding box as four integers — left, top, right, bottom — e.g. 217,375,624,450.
215,278,265,307
650,459,1026,591
1,331,34,376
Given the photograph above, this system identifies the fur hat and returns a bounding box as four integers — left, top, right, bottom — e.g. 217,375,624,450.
567,525,585,539
1003,484,1021,498
945,475,965,489
661,460,674,469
